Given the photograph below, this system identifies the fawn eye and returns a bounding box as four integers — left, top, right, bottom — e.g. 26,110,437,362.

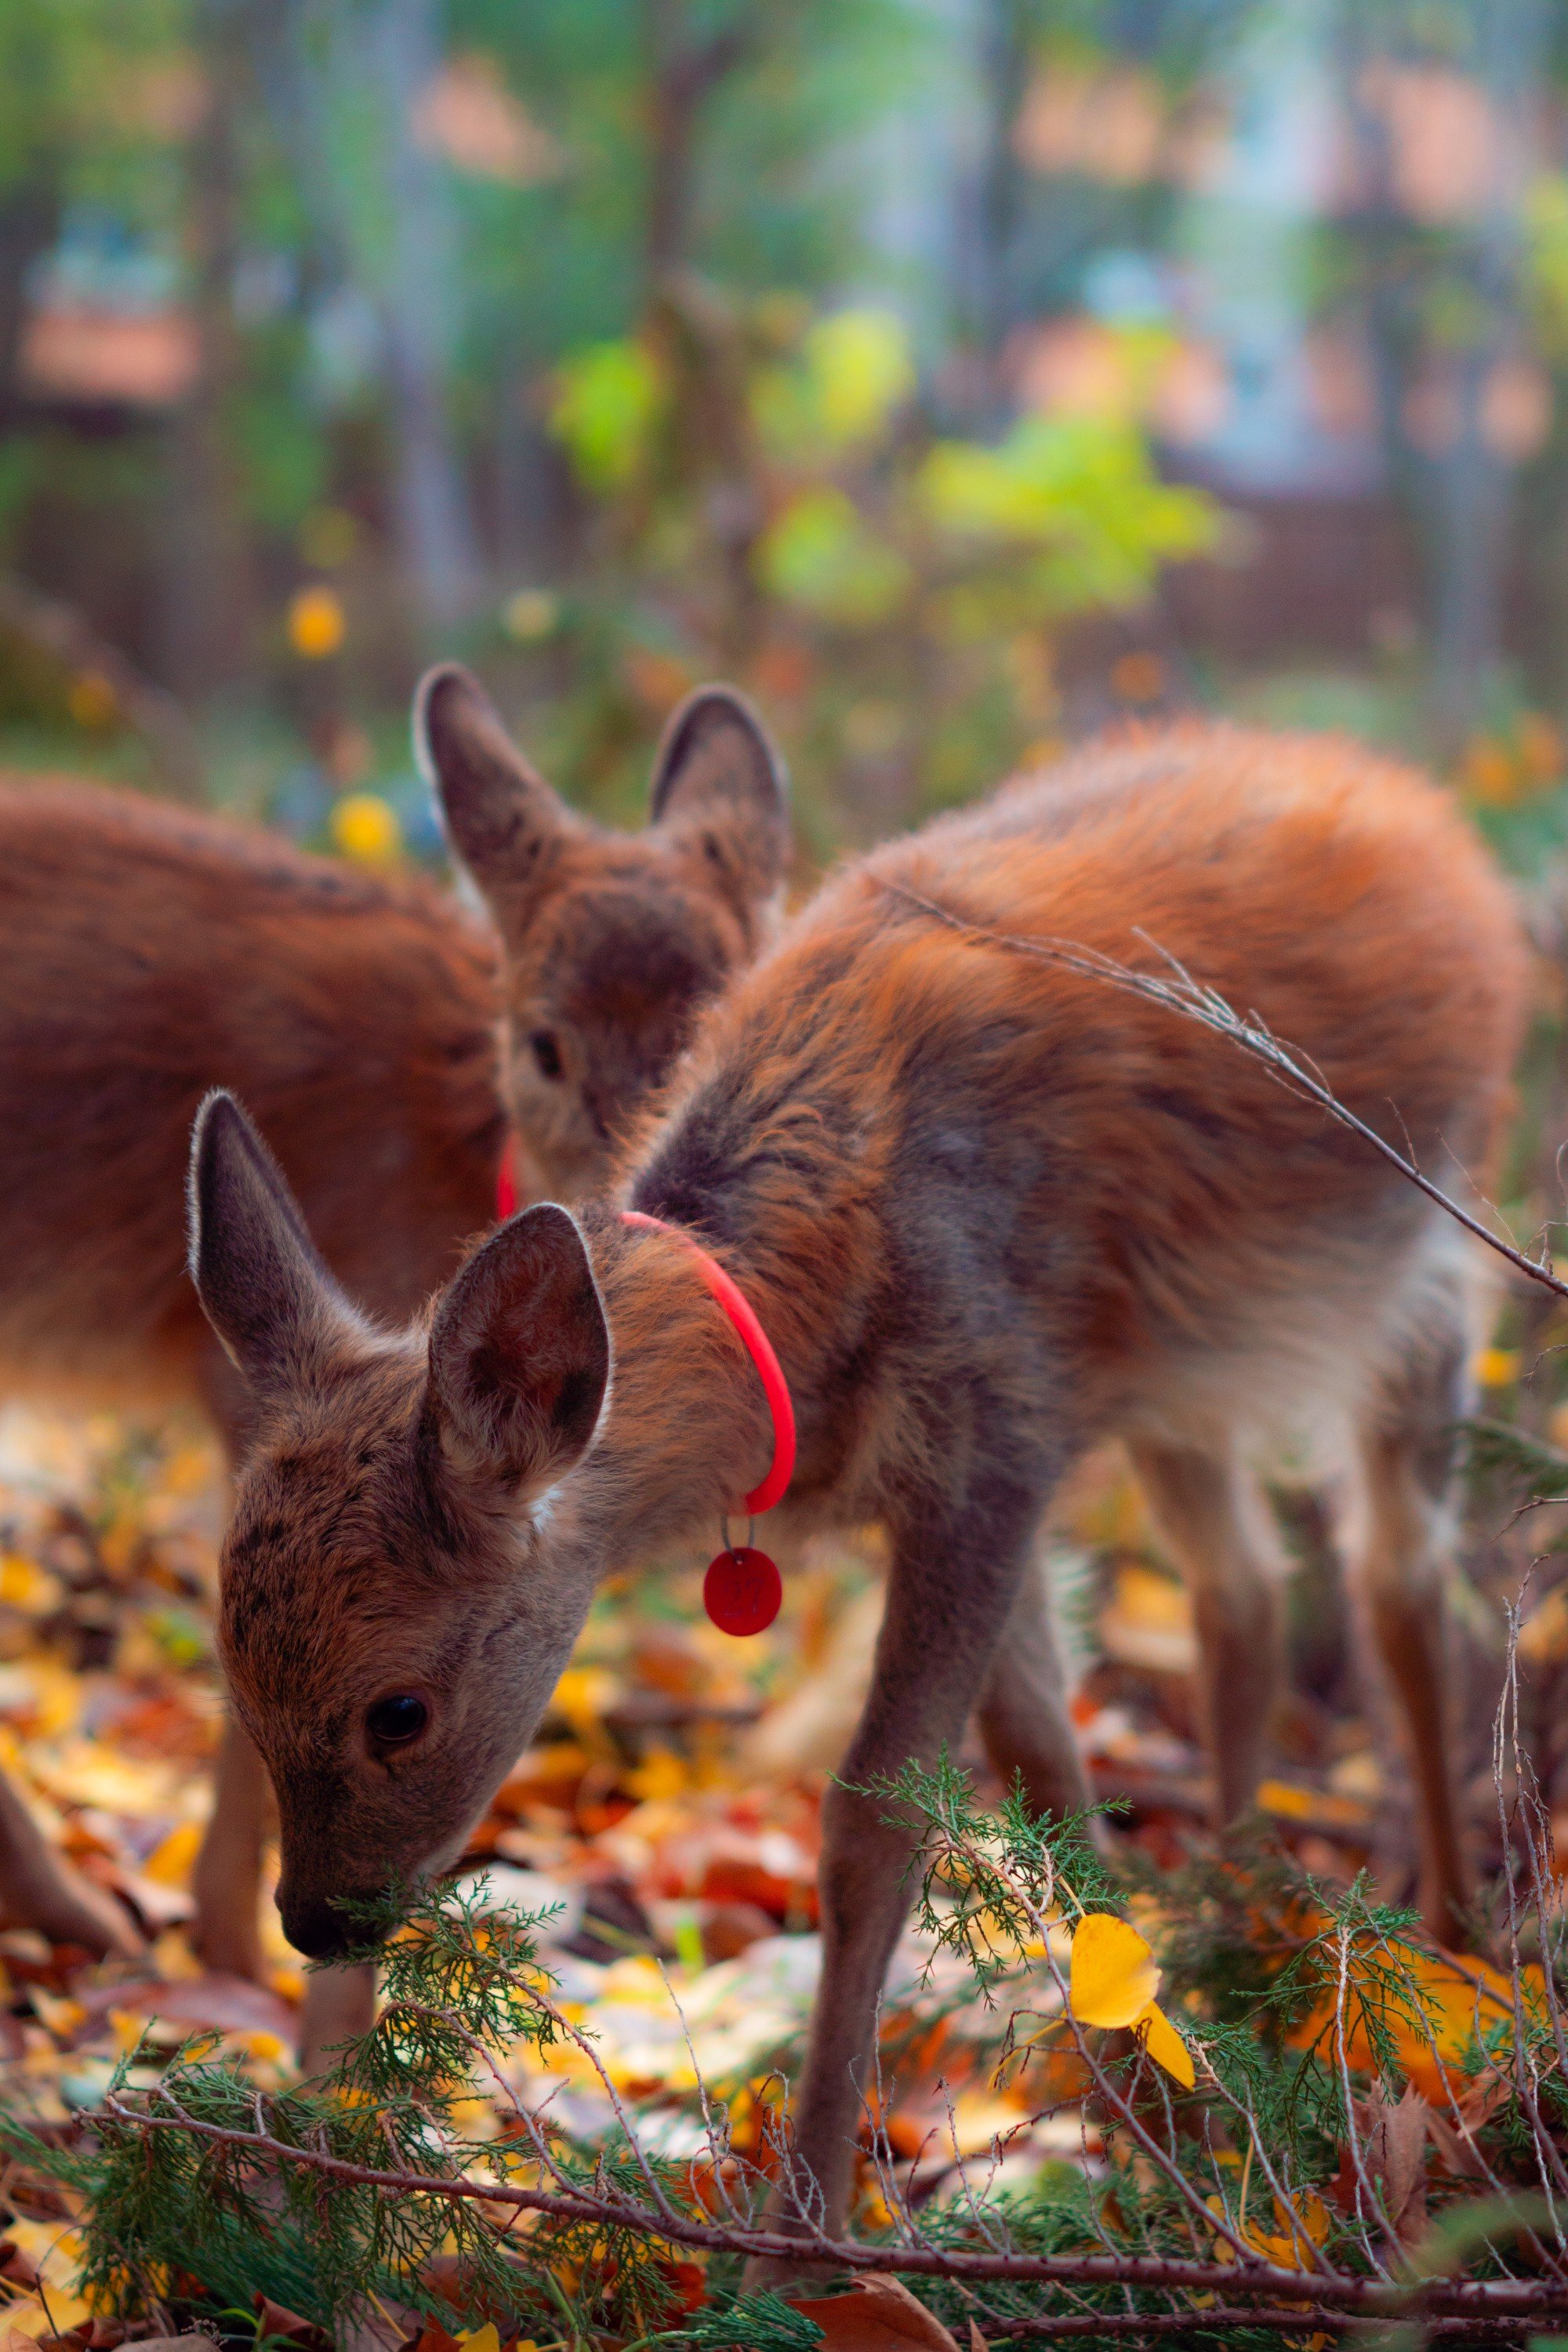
366,1694,428,1746
529,1029,564,1081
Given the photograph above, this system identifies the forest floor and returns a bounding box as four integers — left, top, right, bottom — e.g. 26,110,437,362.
0,1381,1553,2343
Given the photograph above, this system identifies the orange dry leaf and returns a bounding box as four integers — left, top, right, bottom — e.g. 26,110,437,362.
1210,2187,1331,2270
1290,1947,1544,2103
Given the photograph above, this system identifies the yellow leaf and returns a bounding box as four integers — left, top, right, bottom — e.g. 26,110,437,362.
1134,1999,1195,2089
0,1556,60,1614
144,1818,202,1889
457,2324,501,2352
1069,1912,1160,2029
1471,1345,1518,1389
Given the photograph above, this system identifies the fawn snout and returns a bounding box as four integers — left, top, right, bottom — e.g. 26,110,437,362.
277,1877,368,1962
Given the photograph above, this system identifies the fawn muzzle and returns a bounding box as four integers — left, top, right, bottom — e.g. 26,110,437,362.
278,1873,386,1961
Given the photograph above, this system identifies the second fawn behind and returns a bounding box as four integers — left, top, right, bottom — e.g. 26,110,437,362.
0,666,786,2023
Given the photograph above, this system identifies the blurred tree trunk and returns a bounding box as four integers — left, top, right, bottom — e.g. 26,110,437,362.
643,0,749,291
370,0,484,637
166,0,256,706
1338,0,1548,753
0,186,56,430
970,0,1029,428
1427,2,1547,750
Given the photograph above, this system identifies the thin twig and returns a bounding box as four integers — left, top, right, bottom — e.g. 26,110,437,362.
873,877,1568,1305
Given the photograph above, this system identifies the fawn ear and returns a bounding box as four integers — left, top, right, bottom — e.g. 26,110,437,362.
649,685,789,905
427,1203,610,1497
188,1092,361,1395
415,663,574,920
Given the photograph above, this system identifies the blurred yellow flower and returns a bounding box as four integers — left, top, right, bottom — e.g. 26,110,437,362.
503,586,559,642
287,584,347,659
67,670,117,728
330,791,402,866
1069,1911,1194,2088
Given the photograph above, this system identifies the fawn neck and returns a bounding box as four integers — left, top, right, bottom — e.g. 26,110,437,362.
573,1189,860,1568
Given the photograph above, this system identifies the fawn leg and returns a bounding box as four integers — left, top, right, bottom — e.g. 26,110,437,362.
297,1956,379,2074
771,1472,1051,2256
0,1769,143,1958
191,1713,270,1979
1129,1440,1287,1826
1344,1290,1472,1941
976,1542,1091,1819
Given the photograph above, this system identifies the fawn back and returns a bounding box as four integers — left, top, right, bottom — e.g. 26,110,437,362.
191,723,1527,2222
0,668,786,1433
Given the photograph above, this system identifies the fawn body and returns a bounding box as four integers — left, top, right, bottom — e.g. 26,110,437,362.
0,667,786,1988
191,724,1524,2230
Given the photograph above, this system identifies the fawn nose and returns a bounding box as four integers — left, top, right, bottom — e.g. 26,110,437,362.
278,1882,360,1961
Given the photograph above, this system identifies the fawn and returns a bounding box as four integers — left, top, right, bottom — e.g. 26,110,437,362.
189,724,1524,2232
0,665,786,1998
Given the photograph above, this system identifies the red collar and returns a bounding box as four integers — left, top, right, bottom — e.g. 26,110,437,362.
494,1140,795,1517
619,1210,796,1515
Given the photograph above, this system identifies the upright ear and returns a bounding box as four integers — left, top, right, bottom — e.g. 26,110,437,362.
187,1092,363,1396
648,685,789,906
414,663,575,920
427,1203,610,1497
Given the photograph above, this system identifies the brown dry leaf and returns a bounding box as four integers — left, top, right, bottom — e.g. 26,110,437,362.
253,2296,330,2352
786,2278,961,2352
1358,2082,1430,2244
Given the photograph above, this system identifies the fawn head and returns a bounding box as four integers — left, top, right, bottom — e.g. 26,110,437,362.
189,1091,618,1958
416,666,788,1197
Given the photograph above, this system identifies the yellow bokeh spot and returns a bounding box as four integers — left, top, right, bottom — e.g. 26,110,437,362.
503,586,558,641
1472,1345,1519,1389
330,791,402,866
0,1554,60,1614
287,584,347,659
67,670,118,728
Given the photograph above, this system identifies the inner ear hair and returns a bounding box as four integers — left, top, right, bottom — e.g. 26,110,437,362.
427,1203,611,1496
187,1091,364,1396
414,662,575,913
648,684,790,901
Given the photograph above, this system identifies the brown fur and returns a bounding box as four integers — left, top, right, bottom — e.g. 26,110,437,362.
0,666,787,1990
191,722,1527,2227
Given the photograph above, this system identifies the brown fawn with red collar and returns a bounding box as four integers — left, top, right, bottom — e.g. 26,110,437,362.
0,666,786,1997
190,723,1524,2230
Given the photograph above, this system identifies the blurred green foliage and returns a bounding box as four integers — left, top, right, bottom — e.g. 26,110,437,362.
0,0,1232,852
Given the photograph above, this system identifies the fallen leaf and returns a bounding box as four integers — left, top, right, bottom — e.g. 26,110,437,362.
1069,1914,1159,2030
786,2278,961,2352
254,2295,330,2352
1359,2082,1429,2244
1134,1998,1195,2089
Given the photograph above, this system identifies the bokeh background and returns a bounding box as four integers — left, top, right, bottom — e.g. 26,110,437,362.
5,0,1568,871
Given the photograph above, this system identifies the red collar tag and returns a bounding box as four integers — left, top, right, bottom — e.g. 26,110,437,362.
620,1207,796,1635
495,1132,521,1221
